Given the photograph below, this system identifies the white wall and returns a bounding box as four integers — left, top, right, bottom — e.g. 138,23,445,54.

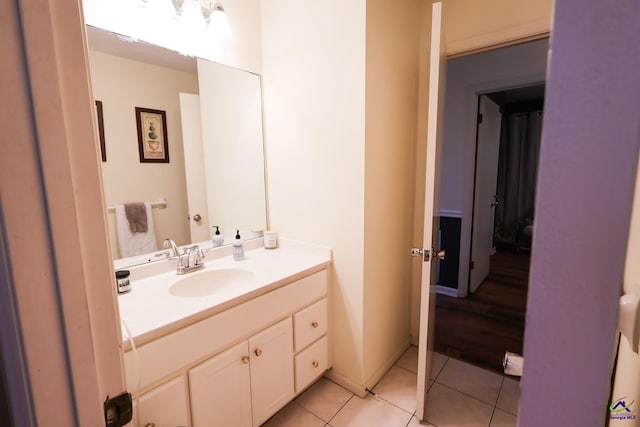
88,51,199,258
261,0,368,388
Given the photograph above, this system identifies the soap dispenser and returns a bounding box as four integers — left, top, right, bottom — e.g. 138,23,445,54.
232,229,245,260
212,226,224,248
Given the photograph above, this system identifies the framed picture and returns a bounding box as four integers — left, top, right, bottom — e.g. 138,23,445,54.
135,107,169,163
95,100,106,162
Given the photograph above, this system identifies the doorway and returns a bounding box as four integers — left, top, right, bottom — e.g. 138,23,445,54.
434,84,545,373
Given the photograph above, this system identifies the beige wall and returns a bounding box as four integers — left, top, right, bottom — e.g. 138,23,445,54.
443,0,553,55
88,51,199,258
363,0,421,382
261,0,368,388
261,0,552,393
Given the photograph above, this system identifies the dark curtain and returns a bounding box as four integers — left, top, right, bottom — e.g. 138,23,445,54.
494,110,543,249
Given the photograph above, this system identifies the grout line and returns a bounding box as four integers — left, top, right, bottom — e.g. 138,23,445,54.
488,405,498,427
326,393,355,424
431,381,497,409
394,363,418,375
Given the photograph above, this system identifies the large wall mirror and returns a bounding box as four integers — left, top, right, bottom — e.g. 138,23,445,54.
86,25,267,269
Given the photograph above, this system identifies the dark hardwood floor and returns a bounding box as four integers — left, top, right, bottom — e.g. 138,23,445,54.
434,250,530,374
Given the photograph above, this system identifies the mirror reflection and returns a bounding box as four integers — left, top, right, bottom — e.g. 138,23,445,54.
86,25,267,269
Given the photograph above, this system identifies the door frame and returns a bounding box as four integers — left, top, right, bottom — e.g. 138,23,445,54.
455,75,546,298
1,0,125,424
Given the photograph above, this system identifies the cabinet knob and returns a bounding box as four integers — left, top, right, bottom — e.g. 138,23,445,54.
312,361,319,368
254,348,263,357
311,321,319,328
242,356,250,364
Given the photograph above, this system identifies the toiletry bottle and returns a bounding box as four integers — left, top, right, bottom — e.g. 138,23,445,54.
233,229,245,260
212,226,224,248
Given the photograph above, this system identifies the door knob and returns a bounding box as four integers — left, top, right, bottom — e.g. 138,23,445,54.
192,213,202,222
436,250,445,260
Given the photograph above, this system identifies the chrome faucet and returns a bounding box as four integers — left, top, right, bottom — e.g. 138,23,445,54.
163,238,180,258
177,245,205,275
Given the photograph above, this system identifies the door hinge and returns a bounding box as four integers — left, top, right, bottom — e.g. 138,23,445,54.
477,113,483,124
470,261,475,270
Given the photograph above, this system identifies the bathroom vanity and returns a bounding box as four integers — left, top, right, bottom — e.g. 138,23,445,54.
117,239,331,427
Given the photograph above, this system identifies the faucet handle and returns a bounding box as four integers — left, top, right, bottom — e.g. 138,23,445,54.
194,246,205,266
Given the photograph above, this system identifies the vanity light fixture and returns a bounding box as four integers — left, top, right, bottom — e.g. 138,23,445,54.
172,0,232,39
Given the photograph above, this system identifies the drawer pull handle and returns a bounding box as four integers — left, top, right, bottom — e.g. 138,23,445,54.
145,424,156,427
255,348,263,357
242,356,250,364
312,361,319,368
311,321,319,328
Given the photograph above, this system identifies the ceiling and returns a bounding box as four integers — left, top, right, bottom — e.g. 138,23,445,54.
85,25,197,74
486,84,545,106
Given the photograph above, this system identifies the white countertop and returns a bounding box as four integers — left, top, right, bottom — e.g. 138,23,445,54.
117,238,331,346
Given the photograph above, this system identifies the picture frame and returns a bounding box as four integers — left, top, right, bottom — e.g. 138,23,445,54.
95,100,107,162
135,107,169,163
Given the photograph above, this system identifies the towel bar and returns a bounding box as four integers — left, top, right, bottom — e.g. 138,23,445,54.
107,198,166,213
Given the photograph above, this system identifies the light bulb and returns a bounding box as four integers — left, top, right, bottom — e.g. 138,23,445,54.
180,0,207,31
208,2,231,40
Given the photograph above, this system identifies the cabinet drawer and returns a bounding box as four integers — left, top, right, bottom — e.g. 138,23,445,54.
293,298,327,352
294,336,328,392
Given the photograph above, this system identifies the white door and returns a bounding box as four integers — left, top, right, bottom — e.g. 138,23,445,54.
469,95,502,293
610,152,640,425
180,93,211,242
416,2,446,420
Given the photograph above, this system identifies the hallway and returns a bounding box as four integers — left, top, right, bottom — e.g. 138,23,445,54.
434,251,530,373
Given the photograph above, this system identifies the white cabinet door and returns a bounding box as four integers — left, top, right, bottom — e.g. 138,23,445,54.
137,376,189,427
249,318,294,427
189,341,252,427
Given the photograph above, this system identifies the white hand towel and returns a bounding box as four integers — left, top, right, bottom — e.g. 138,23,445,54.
115,202,158,258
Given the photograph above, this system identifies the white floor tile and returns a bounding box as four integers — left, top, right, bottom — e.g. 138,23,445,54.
436,358,503,405
396,346,418,373
395,347,448,381
490,408,518,427
373,365,418,413
330,394,413,427
430,352,448,380
296,378,353,422
406,415,435,426
261,401,325,427
424,382,494,427
496,377,520,416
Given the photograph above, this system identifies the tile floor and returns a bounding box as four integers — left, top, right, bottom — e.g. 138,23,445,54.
262,346,520,427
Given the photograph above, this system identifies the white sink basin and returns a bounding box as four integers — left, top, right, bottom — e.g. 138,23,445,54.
169,268,255,297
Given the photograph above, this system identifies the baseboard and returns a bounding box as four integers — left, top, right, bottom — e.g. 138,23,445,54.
439,209,463,218
436,285,458,297
324,370,368,398
324,336,412,398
